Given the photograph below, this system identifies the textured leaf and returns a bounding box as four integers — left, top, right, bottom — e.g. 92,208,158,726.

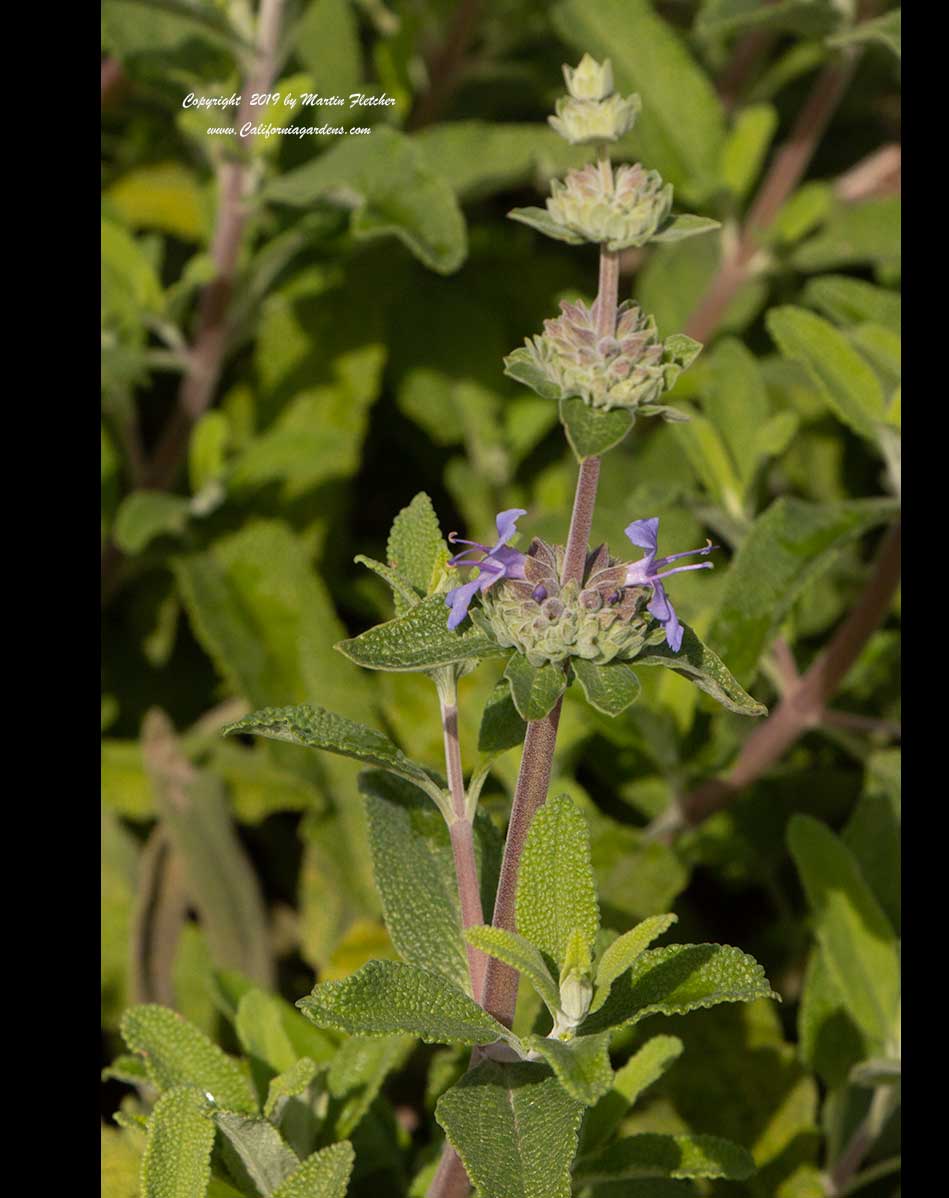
465,926,560,1014
386,493,447,609
326,1035,414,1139
353,556,420,614
767,305,886,439
582,943,777,1033
213,1111,300,1195
121,1005,257,1113
576,1132,755,1182
708,497,896,685
507,206,585,245
266,128,466,274
553,0,726,200
265,1059,320,1121
633,624,766,716
650,214,722,243
298,960,514,1047
572,659,642,717
581,1035,684,1152
478,680,527,753
517,795,600,968
271,1141,355,1198
141,1086,214,1198
559,396,634,460
591,914,678,1013
224,705,443,806
525,1031,614,1105
504,654,568,722
788,815,899,1048
435,1060,584,1198
337,594,506,672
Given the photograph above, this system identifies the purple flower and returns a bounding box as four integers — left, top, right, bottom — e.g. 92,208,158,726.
624,517,716,652
445,509,528,629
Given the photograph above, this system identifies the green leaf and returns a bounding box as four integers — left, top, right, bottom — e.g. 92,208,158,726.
709,497,897,685
572,659,642,717
464,926,560,1014
553,0,726,201
298,960,514,1047
294,0,361,95
524,1031,614,1105
767,305,886,440
845,750,901,933
576,1132,755,1182
188,411,229,494
802,275,901,333
265,1059,320,1121
361,771,501,991
337,594,506,673
386,493,447,608
705,337,770,488
791,196,900,274
271,1141,355,1198
830,8,900,57
266,128,466,274
103,1053,151,1086
478,680,527,754
581,1035,684,1152
213,1112,300,1196
224,705,444,808
559,396,634,460
719,103,778,200
517,795,600,969
591,914,678,1013
435,1060,584,1198
503,345,566,400
353,556,420,615
670,408,744,515
788,815,899,1048
650,214,722,243
141,1086,214,1198
697,0,841,38
582,943,777,1033
113,491,190,554
326,1035,414,1139
504,654,568,722
121,1005,257,1113
633,624,766,716
507,206,585,245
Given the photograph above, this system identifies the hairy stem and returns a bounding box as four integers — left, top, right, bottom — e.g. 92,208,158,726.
440,688,488,999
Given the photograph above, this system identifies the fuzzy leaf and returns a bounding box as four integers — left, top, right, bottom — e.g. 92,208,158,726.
650,214,721,243
591,914,678,1013
297,960,514,1047
507,206,585,245
478,680,527,753
361,771,501,991
504,654,568,722
121,1005,257,1113
271,1141,355,1198
788,815,899,1048
582,943,777,1033
266,128,466,274
767,305,886,440
633,624,766,716
141,1086,214,1198
337,594,506,672
435,1060,584,1198
224,705,444,806
503,346,566,400
581,1036,684,1152
265,1059,320,1121
353,556,420,614
464,926,560,1014
213,1111,300,1195
386,493,447,608
559,396,634,460
517,795,600,969
525,1031,613,1105
576,1132,755,1182
572,659,642,717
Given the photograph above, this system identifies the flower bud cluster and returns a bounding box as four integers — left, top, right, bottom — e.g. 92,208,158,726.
479,539,665,667
546,162,672,250
549,54,640,145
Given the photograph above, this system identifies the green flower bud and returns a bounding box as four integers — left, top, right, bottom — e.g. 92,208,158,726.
480,539,664,667
546,162,672,249
549,93,641,146
510,298,686,414
562,54,614,101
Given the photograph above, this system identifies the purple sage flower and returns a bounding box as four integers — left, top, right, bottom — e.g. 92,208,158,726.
624,517,716,653
445,509,528,630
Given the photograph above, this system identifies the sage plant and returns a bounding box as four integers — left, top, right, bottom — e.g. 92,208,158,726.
222,56,776,1198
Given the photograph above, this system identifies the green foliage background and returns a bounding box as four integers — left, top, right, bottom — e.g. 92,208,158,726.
101,1,900,1194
